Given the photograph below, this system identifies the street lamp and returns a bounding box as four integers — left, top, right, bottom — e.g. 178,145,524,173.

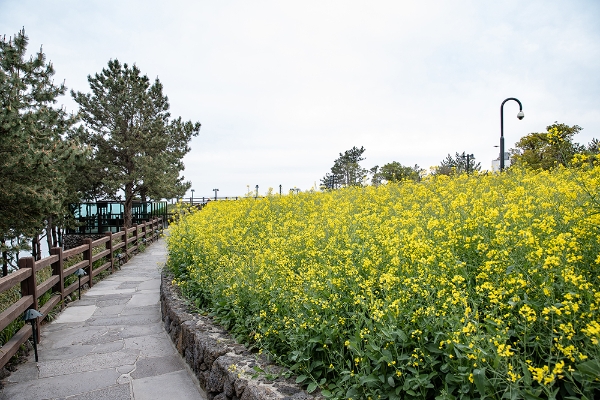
500,98,524,171
190,189,195,205
255,185,259,199
279,184,282,196
213,188,219,201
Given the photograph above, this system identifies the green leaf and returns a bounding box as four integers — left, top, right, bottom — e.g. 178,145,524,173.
395,330,408,342
425,343,443,354
523,391,544,400
387,375,396,387
576,359,600,378
307,382,317,393
346,387,359,398
295,375,308,383
473,368,487,396
381,348,393,359
359,374,379,385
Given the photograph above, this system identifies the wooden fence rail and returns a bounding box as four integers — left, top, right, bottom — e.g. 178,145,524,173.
0,218,163,369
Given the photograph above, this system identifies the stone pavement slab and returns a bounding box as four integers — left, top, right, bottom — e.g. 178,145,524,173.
0,238,206,400
131,370,204,400
53,304,98,323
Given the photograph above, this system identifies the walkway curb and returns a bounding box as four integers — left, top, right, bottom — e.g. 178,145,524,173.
160,272,321,400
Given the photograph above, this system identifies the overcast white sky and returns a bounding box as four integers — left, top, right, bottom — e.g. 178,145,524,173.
2,1,599,198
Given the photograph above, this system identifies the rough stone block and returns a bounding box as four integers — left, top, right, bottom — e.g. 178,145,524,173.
234,379,247,398
207,365,225,392
161,272,320,400
223,374,235,398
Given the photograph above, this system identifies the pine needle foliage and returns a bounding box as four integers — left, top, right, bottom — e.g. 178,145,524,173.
0,29,86,274
71,60,201,227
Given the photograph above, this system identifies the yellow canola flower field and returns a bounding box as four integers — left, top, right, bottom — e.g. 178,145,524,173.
168,166,600,400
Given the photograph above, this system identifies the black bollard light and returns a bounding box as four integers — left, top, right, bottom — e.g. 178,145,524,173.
23,309,43,362
74,268,87,299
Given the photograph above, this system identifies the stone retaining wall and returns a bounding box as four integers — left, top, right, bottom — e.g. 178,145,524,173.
160,273,322,400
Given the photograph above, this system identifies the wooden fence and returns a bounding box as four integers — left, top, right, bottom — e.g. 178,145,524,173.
0,218,163,369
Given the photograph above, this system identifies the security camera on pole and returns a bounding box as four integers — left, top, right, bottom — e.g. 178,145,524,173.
500,98,524,171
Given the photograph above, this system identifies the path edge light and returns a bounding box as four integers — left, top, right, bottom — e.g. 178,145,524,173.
23,308,43,362
74,268,87,300
500,97,524,171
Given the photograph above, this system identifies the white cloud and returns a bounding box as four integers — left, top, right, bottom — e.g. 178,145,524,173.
2,0,599,197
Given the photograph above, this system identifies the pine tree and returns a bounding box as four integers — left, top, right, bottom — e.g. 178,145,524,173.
71,60,201,227
434,152,481,175
320,146,368,189
1,29,86,274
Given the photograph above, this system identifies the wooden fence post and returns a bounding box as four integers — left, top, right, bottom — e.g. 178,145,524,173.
120,227,128,263
83,238,93,288
19,257,40,342
49,247,64,310
133,224,139,254
141,221,147,245
105,232,113,273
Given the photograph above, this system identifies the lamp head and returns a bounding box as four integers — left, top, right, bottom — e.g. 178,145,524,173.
517,111,524,120
74,268,87,277
24,309,43,321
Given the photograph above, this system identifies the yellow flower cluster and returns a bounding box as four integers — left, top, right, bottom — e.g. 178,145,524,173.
168,165,600,398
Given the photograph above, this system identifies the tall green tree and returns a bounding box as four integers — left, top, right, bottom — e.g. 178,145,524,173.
72,60,201,227
371,162,423,185
434,152,481,176
510,123,584,170
1,29,86,274
320,146,368,189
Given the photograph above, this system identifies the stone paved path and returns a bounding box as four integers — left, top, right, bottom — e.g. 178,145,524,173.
0,238,206,400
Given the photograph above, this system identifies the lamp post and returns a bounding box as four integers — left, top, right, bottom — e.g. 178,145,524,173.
23,309,43,361
500,98,524,171
213,188,219,201
279,184,282,196
74,268,87,300
190,189,195,205
255,185,259,199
